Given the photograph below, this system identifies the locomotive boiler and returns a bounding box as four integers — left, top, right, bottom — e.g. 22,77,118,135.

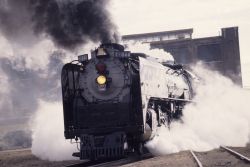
61,43,194,160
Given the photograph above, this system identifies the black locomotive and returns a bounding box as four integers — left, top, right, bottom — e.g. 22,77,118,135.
61,43,194,160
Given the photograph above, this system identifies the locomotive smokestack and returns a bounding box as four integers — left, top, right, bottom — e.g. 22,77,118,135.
0,0,118,50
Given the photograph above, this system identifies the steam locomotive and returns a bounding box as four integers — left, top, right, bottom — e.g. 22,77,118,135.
61,43,194,160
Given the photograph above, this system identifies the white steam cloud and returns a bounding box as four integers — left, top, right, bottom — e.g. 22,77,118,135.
0,27,98,159
146,63,250,155
0,31,77,155
31,100,77,161
125,42,174,62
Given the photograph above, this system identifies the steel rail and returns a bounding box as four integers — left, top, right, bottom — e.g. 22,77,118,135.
190,150,203,167
65,153,153,167
220,146,250,163
89,158,130,167
64,161,86,167
90,153,153,167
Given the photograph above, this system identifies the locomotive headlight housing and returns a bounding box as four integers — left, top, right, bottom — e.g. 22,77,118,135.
96,47,107,58
96,75,107,85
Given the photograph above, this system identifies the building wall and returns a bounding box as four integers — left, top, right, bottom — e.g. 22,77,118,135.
221,27,241,84
149,27,242,85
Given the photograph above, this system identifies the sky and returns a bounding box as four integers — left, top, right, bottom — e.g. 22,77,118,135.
110,0,250,87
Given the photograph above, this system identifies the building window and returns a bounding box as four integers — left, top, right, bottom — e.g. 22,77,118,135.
197,44,221,62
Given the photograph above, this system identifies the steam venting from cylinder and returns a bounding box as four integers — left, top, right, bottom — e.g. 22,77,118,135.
0,0,118,50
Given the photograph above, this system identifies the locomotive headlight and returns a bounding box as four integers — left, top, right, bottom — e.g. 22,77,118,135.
96,75,107,85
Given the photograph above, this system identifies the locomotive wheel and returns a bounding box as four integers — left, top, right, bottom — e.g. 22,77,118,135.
135,142,144,155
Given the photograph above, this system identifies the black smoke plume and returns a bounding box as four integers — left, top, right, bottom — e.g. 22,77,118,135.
0,0,118,50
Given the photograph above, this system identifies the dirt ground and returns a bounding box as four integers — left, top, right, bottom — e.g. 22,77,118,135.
1,145,250,167
122,145,250,167
121,151,196,167
0,149,80,167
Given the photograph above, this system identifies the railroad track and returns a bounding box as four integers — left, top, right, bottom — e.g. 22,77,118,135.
65,153,153,167
190,146,250,167
190,150,203,167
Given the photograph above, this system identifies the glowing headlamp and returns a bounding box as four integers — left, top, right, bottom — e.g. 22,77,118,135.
96,75,107,85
